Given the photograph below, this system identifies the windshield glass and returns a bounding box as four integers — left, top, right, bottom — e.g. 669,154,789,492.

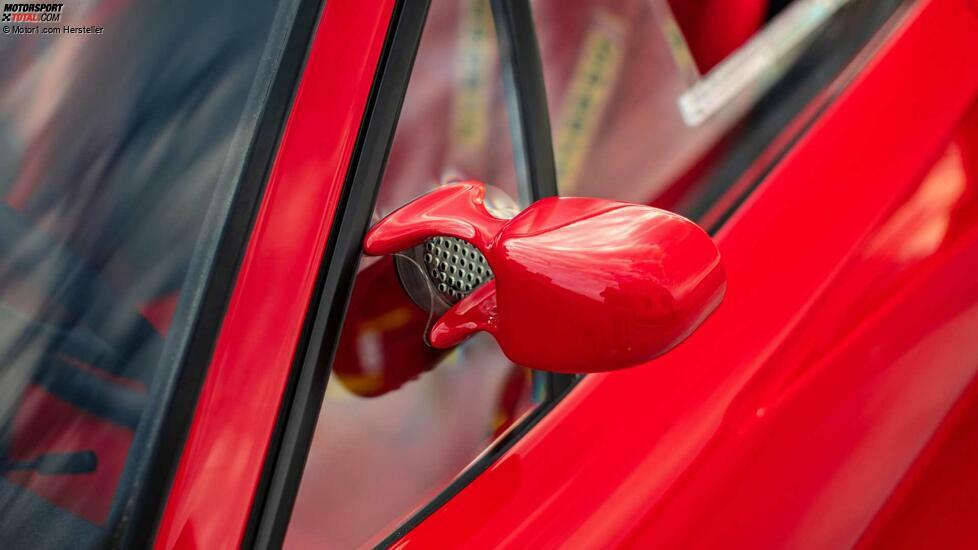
0,0,298,546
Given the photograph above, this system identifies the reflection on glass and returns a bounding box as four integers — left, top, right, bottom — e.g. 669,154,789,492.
284,1,536,548
0,0,297,547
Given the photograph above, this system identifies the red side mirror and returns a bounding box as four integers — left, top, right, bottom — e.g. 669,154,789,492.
364,181,725,373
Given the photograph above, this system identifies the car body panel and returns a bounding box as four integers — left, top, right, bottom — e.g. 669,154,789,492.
394,0,978,547
147,0,978,547
153,1,395,548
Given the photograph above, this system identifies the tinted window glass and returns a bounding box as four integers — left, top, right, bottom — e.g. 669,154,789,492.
0,0,298,546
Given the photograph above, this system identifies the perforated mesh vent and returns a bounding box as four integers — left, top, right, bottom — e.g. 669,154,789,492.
422,236,494,304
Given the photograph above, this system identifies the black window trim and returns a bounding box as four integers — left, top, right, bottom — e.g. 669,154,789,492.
491,0,577,398
245,1,431,548
246,0,580,548
118,0,329,546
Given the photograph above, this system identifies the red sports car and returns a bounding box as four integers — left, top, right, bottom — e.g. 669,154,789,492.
1,0,976,548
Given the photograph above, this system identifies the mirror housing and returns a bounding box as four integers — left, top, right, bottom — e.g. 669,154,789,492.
364,181,725,373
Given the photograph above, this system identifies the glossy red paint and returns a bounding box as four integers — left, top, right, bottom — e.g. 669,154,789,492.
364,181,725,372
153,1,395,548
394,0,978,547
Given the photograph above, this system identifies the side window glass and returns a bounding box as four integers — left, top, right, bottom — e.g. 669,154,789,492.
533,0,902,221
285,1,542,547
0,0,299,547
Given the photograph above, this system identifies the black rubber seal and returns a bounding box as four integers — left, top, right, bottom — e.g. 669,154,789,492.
119,0,328,547
245,1,431,548
490,0,576,399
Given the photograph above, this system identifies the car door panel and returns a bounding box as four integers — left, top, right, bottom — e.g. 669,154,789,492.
394,0,978,547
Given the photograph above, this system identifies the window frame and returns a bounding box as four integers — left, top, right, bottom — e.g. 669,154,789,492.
246,1,580,548
245,1,431,548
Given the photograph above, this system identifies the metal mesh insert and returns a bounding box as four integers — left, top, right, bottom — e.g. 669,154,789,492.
422,236,493,304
